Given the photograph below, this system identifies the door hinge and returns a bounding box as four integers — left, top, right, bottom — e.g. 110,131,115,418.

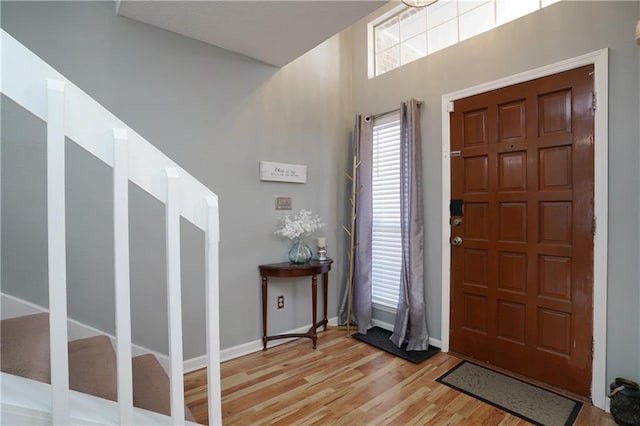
592,216,597,236
447,101,455,113
591,92,597,111
592,337,595,358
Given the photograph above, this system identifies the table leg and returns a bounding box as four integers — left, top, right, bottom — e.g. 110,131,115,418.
323,272,328,331
311,274,317,349
262,275,268,351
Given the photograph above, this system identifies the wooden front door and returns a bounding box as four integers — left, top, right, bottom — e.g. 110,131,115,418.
449,65,594,397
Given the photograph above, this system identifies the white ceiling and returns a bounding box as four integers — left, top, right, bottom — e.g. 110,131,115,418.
116,1,389,67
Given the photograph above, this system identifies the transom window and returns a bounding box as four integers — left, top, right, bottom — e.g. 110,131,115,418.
371,0,561,77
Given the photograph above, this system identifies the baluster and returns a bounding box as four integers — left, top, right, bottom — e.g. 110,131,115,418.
46,78,69,424
205,196,222,425
166,168,185,424
113,128,133,424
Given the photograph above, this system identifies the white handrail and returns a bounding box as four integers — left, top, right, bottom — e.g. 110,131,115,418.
2,29,222,425
46,79,70,425
113,129,134,425
1,30,216,231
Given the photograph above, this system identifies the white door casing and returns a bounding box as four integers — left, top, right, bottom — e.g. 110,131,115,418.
440,49,609,409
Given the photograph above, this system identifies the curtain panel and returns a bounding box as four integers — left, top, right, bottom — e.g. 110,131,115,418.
390,99,429,351
338,115,373,333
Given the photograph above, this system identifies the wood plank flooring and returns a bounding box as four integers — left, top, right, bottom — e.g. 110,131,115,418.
184,330,615,425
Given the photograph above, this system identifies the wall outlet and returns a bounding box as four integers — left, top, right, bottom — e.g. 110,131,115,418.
275,196,292,210
277,295,284,309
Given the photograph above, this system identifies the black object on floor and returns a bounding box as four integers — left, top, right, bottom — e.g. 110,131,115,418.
351,326,440,364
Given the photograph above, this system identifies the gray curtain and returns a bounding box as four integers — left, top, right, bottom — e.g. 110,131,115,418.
338,114,373,333
390,99,429,351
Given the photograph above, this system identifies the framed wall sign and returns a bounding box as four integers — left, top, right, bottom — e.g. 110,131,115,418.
259,161,307,184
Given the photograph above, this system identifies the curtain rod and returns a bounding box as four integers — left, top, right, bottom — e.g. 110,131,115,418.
367,101,423,120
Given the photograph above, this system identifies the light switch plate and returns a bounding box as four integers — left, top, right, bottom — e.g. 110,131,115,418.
275,196,292,210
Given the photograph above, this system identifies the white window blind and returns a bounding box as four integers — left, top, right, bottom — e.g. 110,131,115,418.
371,114,402,309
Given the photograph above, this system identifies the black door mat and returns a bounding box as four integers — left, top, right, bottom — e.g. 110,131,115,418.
352,326,440,364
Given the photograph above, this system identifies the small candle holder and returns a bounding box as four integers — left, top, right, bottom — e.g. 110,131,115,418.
317,246,327,261
317,238,327,261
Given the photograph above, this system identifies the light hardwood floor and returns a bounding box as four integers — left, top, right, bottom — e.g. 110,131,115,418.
184,330,615,425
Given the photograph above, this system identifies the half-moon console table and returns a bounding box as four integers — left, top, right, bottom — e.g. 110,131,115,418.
259,258,333,350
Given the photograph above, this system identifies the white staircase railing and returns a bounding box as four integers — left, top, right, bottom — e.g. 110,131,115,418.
1,29,222,425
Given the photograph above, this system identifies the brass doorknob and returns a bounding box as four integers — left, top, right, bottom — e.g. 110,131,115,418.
451,236,463,246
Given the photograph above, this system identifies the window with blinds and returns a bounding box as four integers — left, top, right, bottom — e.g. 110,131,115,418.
371,114,402,309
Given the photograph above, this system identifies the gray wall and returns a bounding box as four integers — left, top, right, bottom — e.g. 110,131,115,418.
2,0,639,393
1,1,353,358
351,1,640,388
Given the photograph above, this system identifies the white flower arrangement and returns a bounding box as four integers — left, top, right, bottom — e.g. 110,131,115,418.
275,209,324,241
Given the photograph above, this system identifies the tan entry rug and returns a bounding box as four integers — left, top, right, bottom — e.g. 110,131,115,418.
436,361,582,426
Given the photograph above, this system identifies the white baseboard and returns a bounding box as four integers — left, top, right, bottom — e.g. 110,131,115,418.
219,315,339,363
1,293,171,374
185,317,340,372
371,318,394,331
184,317,340,373
371,318,442,348
1,293,44,319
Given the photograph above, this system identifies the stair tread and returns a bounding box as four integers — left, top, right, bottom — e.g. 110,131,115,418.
2,313,195,422
69,335,117,402
1,313,51,383
133,354,196,422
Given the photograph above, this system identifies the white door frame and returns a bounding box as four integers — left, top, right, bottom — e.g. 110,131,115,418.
440,49,609,409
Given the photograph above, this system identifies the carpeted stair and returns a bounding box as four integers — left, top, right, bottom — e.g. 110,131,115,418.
0,313,194,422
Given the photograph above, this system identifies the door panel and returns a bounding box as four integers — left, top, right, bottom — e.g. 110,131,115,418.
450,65,594,397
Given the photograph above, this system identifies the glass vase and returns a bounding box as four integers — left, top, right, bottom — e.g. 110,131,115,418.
288,238,312,264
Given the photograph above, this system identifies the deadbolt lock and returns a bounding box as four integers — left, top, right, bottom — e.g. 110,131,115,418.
451,217,463,227
450,236,463,246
